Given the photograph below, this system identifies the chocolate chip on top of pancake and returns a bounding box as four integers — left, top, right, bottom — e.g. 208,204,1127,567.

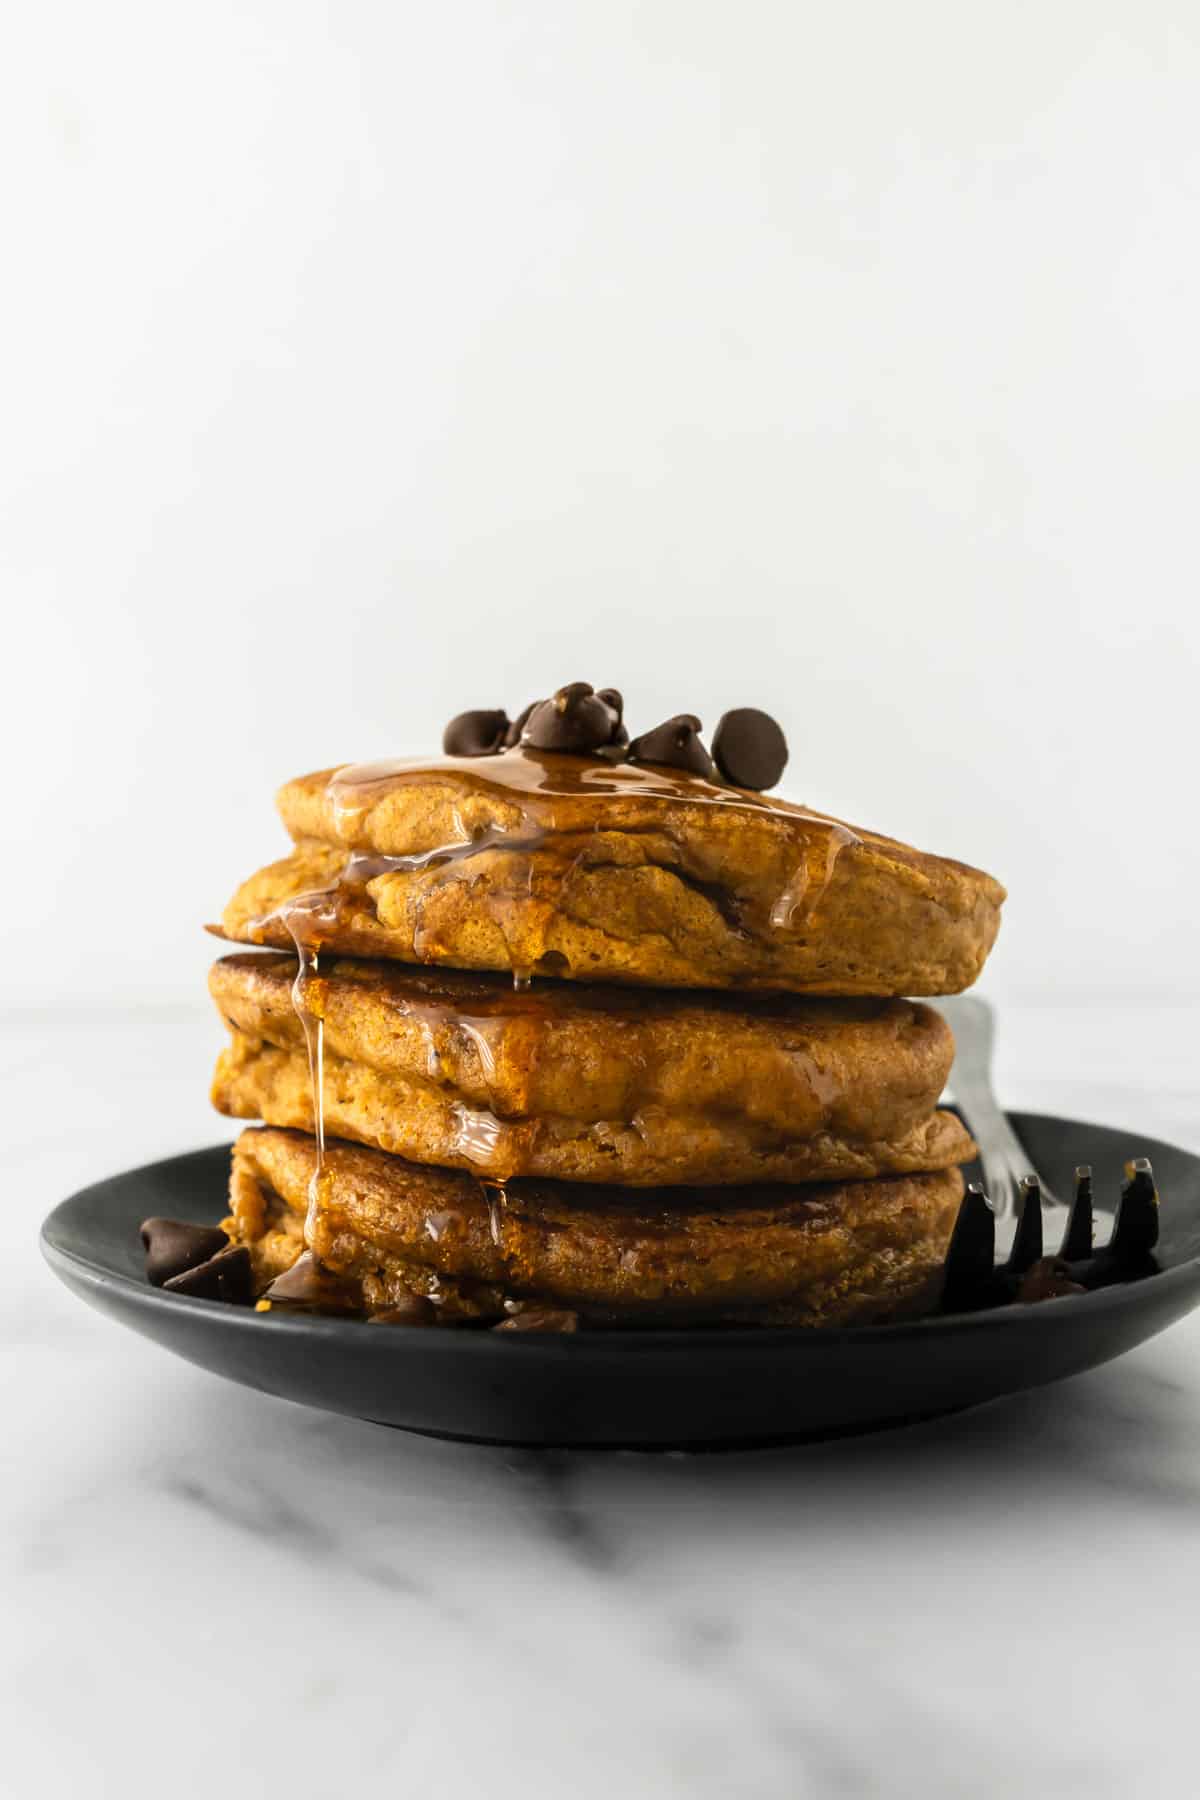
441,686,790,791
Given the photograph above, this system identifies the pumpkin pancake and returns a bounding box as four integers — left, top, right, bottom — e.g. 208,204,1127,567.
227,1128,963,1328
214,750,1004,995
210,952,974,1187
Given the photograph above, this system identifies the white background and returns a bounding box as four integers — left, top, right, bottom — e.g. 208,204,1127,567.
4,1,1198,1013
7,17,1200,1799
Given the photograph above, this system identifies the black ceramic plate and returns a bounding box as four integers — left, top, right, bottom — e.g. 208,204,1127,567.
40,1112,1200,1449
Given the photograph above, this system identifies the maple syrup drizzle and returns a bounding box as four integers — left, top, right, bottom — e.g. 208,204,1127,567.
770,823,857,929
340,826,546,886
326,748,809,816
481,1179,509,1247
278,750,864,980
448,1101,507,1166
280,913,328,1242
323,752,859,924
454,1017,500,1083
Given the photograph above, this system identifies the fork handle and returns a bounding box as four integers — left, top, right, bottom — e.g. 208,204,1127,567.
937,996,1047,1219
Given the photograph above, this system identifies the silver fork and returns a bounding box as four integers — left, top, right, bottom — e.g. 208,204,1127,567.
933,995,1063,1219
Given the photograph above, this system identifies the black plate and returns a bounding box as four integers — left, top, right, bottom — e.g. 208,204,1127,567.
40,1112,1200,1449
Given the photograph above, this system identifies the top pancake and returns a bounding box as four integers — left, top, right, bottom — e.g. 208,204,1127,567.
217,749,1005,995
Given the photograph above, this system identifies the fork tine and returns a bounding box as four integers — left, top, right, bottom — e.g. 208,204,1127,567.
1109,1158,1159,1262
1060,1165,1094,1261
975,1153,1019,1222
1008,1176,1044,1272
942,1181,995,1311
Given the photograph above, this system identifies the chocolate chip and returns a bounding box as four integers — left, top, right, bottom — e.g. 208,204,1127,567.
521,683,623,754
443,709,511,757
503,701,539,748
593,690,629,759
263,1251,360,1312
711,708,788,790
628,714,716,779
493,1306,581,1333
366,1295,439,1326
595,732,629,763
163,1245,254,1304
140,1217,230,1288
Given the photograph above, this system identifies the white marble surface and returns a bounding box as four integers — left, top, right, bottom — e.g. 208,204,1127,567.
6,1004,1200,1800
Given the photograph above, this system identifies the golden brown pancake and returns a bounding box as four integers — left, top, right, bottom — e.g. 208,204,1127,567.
221,1158,305,1291
227,1127,962,1328
215,750,1005,995
210,952,974,1186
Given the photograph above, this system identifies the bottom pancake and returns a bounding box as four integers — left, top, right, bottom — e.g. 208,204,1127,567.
226,1127,962,1329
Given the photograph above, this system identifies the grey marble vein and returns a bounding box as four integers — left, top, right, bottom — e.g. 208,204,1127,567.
507,1449,618,1573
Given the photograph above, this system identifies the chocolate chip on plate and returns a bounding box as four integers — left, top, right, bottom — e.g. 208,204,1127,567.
140,1217,230,1288
493,1306,581,1333
711,708,788,790
627,714,717,779
262,1250,360,1312
162,1245,254,1304
443,709,511,757
366,1294,439,1326
521,683,623,754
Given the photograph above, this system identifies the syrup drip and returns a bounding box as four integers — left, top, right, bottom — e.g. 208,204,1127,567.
455,1018,500,1084
423,1208,463,1244
334,828,548,991
481,1179,509,1248
770,822,857,930
341,826,545,885
327,749,810,816
448,1100,506,1166
277,909,330,1242
243,880,343,1258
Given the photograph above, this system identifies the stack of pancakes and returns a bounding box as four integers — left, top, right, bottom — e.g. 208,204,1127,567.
208,715,1004,1329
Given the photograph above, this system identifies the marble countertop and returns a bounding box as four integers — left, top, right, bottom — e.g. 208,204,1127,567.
7,1004,1200,1800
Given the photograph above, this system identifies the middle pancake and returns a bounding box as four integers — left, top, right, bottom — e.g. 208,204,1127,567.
210,952,974,1188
